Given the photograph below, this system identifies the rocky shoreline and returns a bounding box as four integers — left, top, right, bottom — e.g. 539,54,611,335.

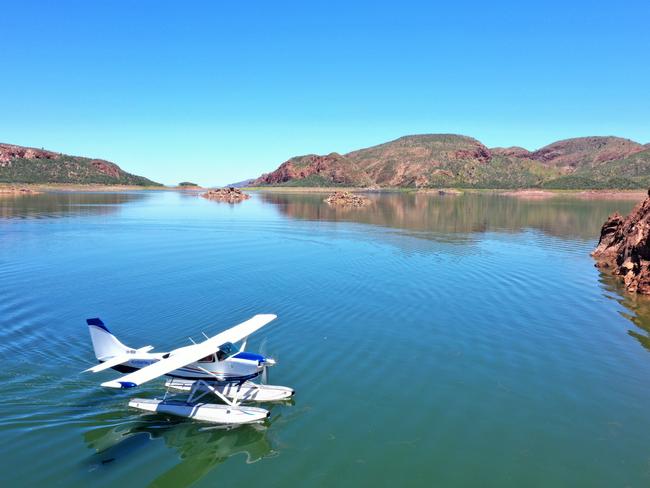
592,190,650,294
201,187,250,203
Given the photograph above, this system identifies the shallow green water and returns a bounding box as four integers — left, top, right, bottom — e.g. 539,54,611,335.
1,190,649,487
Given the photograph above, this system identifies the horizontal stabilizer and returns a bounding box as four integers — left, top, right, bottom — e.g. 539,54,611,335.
84,346,154,373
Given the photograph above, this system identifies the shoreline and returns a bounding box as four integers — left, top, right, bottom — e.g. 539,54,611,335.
0,183,179,192
496,189,647,200
1,183,646,200
245,186,647,200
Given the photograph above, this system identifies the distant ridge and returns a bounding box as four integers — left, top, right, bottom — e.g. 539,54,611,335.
226,178,256,188
254,134,650,189
0,143,161,186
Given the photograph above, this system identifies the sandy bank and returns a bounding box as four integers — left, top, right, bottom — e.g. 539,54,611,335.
500,189,647,200
0,186,41,195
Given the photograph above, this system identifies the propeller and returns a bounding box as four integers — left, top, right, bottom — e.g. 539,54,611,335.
262,362,269,385
259,338,277,385
261,357,277,385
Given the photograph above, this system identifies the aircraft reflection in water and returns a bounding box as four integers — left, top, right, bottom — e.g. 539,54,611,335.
84,417,278,486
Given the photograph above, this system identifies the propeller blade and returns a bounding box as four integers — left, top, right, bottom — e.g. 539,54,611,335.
262,364,268,385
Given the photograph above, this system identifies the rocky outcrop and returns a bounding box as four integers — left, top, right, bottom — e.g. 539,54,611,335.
90,159,121,178
324,191,370,208
0,144,59,166
201,187,250,203
592,190,650,294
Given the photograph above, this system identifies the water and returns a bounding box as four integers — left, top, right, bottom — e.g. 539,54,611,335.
1,190,649,487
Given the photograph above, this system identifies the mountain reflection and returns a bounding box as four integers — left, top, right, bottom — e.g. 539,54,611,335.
0,192,147,219
84,418,275,487
260,192,637,240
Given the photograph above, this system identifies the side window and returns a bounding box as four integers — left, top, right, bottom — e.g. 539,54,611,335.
216,342,236,361
198,354,215,363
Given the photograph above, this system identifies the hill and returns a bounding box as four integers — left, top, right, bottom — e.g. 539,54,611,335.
0,143,161,186
254,135,649,189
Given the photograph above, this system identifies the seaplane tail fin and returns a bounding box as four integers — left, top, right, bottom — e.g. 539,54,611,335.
87,318,131,360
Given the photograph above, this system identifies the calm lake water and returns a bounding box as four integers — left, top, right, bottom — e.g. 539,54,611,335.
1,190,650,487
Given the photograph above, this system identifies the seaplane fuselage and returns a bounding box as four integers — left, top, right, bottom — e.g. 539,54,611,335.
111,350,267,382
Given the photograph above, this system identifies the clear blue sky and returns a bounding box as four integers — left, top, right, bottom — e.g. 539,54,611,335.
2,1,649,186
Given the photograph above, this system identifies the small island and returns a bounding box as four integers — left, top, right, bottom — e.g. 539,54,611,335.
201,187,251,203
324,191,370,207
592,190,650,294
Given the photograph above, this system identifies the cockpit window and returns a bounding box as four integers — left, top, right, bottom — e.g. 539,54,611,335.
216,342,238,361
198,354,215,363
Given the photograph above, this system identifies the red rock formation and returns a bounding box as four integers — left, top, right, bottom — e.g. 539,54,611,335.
90,160,121,178
453,146,492,163
592,190,650,294
0,143,59,166
256,153,353,185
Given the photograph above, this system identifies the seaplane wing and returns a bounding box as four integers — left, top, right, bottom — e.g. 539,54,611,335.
101,314,276,389
210,313,277,345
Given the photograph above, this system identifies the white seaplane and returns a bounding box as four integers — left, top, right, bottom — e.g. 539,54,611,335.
84,314,294,425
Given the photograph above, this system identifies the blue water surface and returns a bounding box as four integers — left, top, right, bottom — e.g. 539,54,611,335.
0,190,649,487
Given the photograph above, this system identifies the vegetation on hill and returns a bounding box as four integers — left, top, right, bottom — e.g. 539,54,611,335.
0,143,161,186
255,135,650,189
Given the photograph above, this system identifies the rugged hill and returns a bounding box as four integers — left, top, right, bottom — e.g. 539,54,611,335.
530,137,643,170
0,143,161,186
254,134,649,189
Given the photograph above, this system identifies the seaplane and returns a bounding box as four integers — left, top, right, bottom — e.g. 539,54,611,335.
84,314,294,425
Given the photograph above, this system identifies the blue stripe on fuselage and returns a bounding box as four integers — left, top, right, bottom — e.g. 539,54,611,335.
233,352,265,363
